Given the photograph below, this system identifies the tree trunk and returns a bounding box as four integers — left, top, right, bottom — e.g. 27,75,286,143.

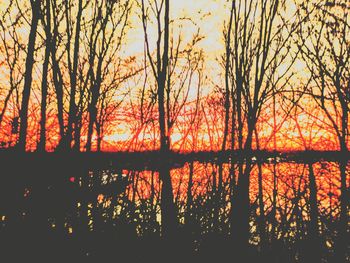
301,162,321,263
231,117,255,257
86,73,102,152
158,0,177,239
50,1,65,148
50,28,65,146
38,0,51,152
18,0,41,151
65,0,83,150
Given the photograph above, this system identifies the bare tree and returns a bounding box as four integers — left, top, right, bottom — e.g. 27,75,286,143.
0,3,25,144
297,1,350,261
37,0,52,151
49,0,65,145
141,0,177,238
18,0,41,151
85,0,131,152
224,0,299,254
140,0,205,238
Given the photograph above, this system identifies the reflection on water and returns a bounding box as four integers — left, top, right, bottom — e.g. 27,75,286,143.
0,158,349,261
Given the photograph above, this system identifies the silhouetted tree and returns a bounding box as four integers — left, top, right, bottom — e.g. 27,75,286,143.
0,3,25,145
85,0,131,152
224,0,299,255
37,0,52,151
297,1,350,261
18,0,41,151
141,0,177,238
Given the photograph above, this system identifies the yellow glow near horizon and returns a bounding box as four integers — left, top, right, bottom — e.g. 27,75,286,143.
1,0,342,152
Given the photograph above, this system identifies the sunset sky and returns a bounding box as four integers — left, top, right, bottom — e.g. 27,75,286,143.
124,0,305,79
0,3,348,263
0,0,347,152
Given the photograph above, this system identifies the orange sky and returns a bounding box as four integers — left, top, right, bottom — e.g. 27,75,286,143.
0,0,346,152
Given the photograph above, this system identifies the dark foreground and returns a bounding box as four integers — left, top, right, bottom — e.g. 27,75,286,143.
0,150,349,262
